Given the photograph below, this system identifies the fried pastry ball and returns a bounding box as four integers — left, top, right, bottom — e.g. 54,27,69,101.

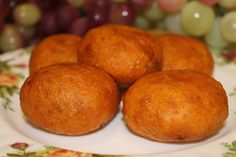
77,24,162,88
29,34,81,74
20,63,120,135
157,34,214,75
122,70,228,142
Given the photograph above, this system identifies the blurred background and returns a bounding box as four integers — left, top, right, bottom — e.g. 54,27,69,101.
0,0,236,58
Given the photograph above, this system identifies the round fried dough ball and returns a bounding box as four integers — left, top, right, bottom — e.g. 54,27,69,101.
29,34,81,74
122,70,228,142
157,34,214,75
20,63,120,135
77,24,162,88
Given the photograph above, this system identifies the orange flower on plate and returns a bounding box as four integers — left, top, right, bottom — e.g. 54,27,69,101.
0,72,18,87
47,148,93,157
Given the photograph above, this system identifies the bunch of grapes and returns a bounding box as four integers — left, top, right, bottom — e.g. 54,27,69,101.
0,0,236,53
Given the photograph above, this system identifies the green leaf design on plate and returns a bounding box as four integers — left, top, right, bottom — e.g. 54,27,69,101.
0,57,26,111
222,141,236,157
229,88,236,96
5,143,56,157
0,85,18,111
4,142,99,157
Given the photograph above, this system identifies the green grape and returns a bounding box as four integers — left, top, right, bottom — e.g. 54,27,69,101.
219,0,236,9
67,0,85,7
134,16,151,30
164,13,186,35
181,1,215,36
13,3,41,27
17,25,35,39
0,25,23,52
144,1,165,22
221,12,236,43
205,17,228,48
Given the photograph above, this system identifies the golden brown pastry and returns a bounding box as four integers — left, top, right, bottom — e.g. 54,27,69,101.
20,63,120,135
157,34,214,75
122,70,228,143
29,34,81,74
77,24,162,88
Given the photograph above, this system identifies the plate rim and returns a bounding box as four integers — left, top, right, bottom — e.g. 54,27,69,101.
1,48,236,157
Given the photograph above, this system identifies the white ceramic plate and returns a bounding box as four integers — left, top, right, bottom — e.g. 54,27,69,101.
1,48,236,157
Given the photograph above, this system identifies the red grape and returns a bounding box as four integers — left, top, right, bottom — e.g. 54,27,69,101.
68,17,89,36
56,4,79,30
157,0,187,13
0,0,10,18
4,0,22,22
0,16,4,32
109,3,136,25
9,0,22,8
23,0,40,5
88,8,109,27
39,11,59,35
84,0,110,12
26,33,42,45
24,0,62,11
131,0,152,7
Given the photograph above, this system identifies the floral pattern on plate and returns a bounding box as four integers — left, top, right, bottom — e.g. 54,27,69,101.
3,142,127,157
4,142,93,157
